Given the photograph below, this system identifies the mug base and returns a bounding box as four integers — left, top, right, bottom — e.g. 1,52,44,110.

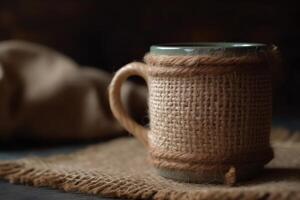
156,165,264,184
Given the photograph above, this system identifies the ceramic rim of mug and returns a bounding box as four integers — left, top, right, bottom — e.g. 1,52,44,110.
150,42,268,55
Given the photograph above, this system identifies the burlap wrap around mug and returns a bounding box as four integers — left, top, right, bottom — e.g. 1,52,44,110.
109,43,275,184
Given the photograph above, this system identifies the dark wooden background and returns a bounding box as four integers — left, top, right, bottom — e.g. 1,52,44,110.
0,0,299,118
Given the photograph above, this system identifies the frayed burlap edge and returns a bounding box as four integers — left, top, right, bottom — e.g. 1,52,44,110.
0,127,299,200
0,162,298,200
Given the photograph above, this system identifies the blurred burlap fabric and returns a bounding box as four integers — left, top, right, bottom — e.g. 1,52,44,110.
0,129,299,200
0,40,147,141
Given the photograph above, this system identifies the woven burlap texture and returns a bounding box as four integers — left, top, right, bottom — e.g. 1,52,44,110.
147,69,272,176
0,132,299,200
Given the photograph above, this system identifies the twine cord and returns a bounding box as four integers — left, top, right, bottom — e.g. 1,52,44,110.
109,62,149,147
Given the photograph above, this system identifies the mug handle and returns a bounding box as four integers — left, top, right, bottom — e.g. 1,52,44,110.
109,62,149,148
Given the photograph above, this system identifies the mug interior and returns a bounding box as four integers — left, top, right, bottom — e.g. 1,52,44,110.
150,42,267,55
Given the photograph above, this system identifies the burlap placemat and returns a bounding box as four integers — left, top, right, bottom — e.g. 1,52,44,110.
0,131,300,200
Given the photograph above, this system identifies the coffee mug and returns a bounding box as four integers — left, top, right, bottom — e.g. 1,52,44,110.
109,43,275,184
